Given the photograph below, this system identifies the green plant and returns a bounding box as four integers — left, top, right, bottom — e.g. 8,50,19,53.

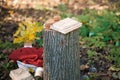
92,36,105,49
87,50,97,58
57,3,75,19
60,12,75,19
89,73,98,80
36,32,43,47
78,9,120,72
0,40,13,49
0,53,7,60
78,9,120,47
57,4,68,12
0,39,22,49
80,33,106,49
1,60,16,72
109,47,120,67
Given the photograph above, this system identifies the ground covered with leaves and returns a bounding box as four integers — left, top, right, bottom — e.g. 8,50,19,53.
0,0,120,80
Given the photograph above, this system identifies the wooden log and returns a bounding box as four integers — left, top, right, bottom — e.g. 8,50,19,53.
43,29,80,80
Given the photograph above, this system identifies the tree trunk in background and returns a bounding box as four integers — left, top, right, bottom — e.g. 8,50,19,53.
43,29,80,80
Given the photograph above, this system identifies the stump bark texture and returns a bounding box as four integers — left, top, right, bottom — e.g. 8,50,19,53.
43,29,80,80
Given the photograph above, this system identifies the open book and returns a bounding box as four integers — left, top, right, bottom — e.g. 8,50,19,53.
50,18,82,34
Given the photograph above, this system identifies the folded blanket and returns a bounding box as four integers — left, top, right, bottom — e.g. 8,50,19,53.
9,47,43,67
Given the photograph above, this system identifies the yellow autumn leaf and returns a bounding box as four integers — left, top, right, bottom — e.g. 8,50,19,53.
18,23,23,28
109,66,120,71
8,10,14,15
29,34,36,41
13,20,43,44
13,37,23,43
13,29,20,37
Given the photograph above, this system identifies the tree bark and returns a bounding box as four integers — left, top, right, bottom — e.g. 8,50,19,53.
43,29,80,80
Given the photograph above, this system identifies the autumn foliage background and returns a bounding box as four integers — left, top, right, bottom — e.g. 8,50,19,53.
0,0,120,80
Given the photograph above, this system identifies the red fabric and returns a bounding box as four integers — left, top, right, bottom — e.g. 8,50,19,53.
9,47,43,67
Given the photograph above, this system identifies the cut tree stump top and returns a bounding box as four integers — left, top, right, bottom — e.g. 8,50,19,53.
50,18,82,34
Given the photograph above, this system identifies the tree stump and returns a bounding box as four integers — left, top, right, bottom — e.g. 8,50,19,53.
43,29,80,80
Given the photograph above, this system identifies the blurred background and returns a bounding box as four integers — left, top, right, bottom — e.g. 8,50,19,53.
0,0,120,80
